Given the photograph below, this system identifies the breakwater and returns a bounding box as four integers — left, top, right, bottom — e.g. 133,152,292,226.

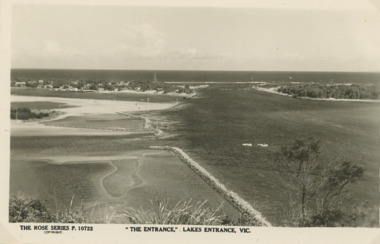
149,146,271,227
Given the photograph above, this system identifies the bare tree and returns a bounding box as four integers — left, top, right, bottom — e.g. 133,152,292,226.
277,138,364,227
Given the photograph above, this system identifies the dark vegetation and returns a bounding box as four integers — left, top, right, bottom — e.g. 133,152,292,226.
277,138,365,227
10,193,88,223
10,193,249,225
9,193,53,223
10,107,50,120
278,83,380,99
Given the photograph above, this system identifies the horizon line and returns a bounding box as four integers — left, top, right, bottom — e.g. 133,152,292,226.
10,68,380,73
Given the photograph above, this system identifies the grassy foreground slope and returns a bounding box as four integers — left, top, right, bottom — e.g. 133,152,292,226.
10,193,239,225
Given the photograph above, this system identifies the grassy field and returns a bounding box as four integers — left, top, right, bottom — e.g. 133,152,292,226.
159,84,380,226
11,88,178,103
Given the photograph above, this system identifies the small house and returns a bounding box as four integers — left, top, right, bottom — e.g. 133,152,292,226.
15,81,26,87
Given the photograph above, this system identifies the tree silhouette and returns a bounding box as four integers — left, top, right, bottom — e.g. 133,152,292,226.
277,138,364,226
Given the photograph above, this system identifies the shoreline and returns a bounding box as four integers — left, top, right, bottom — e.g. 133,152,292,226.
253,86,380,103
97,89,197,98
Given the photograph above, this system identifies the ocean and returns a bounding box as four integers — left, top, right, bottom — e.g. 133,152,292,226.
11,69,380,84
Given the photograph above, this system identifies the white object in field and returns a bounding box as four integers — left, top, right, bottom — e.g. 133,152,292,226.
242,143,252,147
257,143,268,147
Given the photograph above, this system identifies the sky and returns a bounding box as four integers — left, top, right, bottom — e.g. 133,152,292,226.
11,0,380,71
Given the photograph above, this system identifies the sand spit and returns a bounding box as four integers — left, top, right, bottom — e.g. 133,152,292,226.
253,86,380,102
97,89,197,98
11,95,177,118
149,146,272,227
11,95,178,136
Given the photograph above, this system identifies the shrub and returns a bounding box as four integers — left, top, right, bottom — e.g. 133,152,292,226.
9,193,53,223
52,196,88,223
118,198,227,225
9,194,235,225
10,107,51,120
276,138,364,227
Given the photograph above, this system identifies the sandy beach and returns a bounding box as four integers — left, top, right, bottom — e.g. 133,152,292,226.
97,89,197,98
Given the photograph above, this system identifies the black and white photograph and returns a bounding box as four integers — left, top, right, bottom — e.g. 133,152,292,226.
1,0,380,243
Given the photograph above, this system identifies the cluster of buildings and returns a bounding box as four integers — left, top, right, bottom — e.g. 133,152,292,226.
11,79,192,94
13,79,131,92
14,80,53,89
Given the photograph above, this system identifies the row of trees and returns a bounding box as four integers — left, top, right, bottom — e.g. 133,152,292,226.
278,84,379,99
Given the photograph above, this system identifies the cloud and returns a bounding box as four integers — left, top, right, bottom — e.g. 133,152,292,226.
39,40,85,58
178,47,199,57
99,24,228,62
104,23,165,59
163,47,228,60
15,40,85,61
12,40,88,68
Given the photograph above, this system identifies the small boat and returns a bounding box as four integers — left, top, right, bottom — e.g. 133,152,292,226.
242,143,252,147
